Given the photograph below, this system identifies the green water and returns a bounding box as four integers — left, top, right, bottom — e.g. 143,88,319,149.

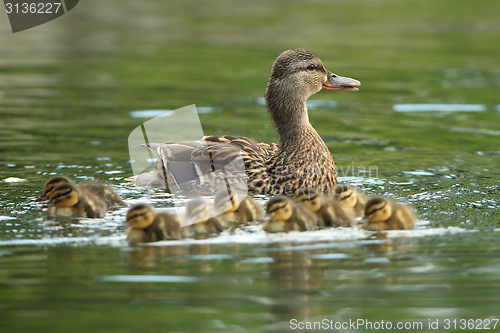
1,0,500,331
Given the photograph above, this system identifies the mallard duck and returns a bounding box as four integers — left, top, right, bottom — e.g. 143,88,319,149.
37,176,126,210
293,188,355,228
125,203,182,244
46,183,108,218
361,197,416,231
135,49,360,195
263,196,317,233
184,199,228,236
332,184,367,219
214,190,264,224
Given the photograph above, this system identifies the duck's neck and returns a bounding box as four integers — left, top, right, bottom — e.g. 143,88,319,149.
266,84,311,142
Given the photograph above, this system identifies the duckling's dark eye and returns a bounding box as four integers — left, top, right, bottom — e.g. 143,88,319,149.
307,64,315,71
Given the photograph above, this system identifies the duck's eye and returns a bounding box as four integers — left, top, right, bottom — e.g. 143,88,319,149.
307,64,315,71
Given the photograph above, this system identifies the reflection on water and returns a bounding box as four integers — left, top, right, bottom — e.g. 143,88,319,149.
99,275,199,283
393,104,487,112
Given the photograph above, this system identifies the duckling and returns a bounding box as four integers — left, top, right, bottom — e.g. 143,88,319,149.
214,190,264,225
125,204,182,244
37,176,126,210
293,188,355,228
263,196,317,233
333,184,367,219
361,197,416,231
46,183,108,218
184,199,228,236
36,176,74,202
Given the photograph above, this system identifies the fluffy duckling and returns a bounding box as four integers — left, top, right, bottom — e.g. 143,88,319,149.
184,199,228,236
361,197,416,231
126,204,182,244
46,183,108,218
294,188,355,228
333,184,367,219
37,176,126,210
263,196,317,233
214,190,264,224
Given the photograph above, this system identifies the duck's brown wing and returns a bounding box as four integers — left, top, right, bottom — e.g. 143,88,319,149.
199,135,277,169
202,136,279,194
141,135,277,194
142,141,206,191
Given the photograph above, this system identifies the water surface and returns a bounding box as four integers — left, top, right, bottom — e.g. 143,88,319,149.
1,0,500,331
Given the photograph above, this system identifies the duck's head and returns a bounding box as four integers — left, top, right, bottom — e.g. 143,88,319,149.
266,49,360,137
293,187,322,212
185,199,211,224
36,176,73,202
214,190,241,214
266,196,293,221
126,204,154,229
363,197,392,223
334,184,358,208
48,183,79,208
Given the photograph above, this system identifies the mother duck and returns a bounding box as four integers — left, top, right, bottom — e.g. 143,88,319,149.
140,49,360,195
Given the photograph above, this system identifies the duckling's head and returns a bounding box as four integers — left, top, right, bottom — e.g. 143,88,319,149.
293,188,322,212
364,197,392,223
334,184,357,208
214,190,241,214
49,183,79,208
266,196,293,221
265,49,360,137
185,199,211,224
37,176,73,202
126,204,154,230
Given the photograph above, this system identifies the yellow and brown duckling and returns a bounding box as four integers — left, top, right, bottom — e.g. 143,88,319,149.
214,190,264,225
294,188,355,228
332,184,367,219
125,204,182,245
46,183,108,218
361,197,416,231
263,196,317,233
184,199,228,237
137,49,361,195
38,176,126,210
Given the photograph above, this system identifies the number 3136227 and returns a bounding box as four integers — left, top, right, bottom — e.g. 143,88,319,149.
5,3,62,14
